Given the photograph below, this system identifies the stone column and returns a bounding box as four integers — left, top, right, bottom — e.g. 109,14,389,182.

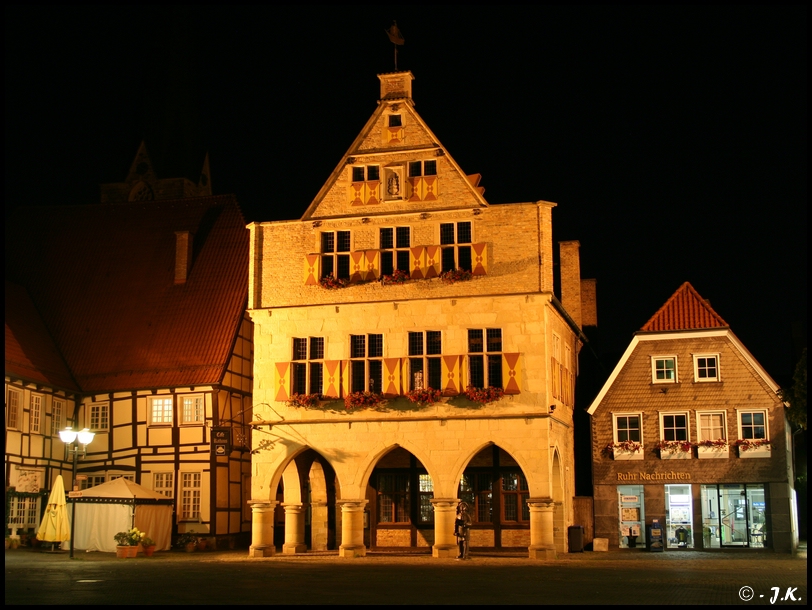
248,500,277,557
337,499,368,558
310,500,329,551
431,498,458,558
282,503,307,554
527,497,556,560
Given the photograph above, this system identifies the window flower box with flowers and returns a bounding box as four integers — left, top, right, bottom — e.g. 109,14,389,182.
344,391,386,411
605,440,644,461
405,387,443,407
696,439,729,459
319,274,349,290
733,438,771,458
654,440,693,460
440,268,473,284
381,269,410,285
286,393,321,409
463,386,504,405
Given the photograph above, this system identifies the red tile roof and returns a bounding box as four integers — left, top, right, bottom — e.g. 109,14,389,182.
641,282,728,331
5,282,79,391
6,196,248,393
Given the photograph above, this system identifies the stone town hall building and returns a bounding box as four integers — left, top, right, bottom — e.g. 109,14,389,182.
247,72,596,558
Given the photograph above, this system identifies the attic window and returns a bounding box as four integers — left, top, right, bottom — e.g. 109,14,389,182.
388,114,402,127
352,166,379,182
409,160,437,177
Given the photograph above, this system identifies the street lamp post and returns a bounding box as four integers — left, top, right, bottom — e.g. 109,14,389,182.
59,427,94,558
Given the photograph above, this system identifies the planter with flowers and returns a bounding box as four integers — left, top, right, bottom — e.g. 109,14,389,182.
605,440,644,461
654,440,693,460
287,393,321,409
733,438,771,458
114,527,146,558
696,439,729,459
177,532,198,552
344,391,386,411
140,536,157,556
381,269,410,285
462,386,504,405
440,268,473,284
319,274,349,290
405,387,443,407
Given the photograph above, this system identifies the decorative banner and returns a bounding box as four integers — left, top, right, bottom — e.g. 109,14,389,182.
383,358,402,397
323,360,341,398
502,353,521,394
274,362,291,402
304,254,320,285
471,243,488,276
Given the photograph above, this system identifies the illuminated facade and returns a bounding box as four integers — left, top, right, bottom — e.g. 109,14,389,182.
247,72,595,558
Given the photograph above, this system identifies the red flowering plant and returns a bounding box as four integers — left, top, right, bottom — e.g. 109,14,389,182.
344,391,385,411
286,393,320,408
463,386,504,405
654,440,692,454
604,440,644,454
439,268,473,284
405,387,443,406
319,274,349,289
732,439,771,452
696,438,728,449
381,269,410,285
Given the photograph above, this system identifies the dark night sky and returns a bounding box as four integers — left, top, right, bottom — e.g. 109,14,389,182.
5,6,807,382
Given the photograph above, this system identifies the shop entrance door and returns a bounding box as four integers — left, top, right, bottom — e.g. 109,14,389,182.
665,484,693,548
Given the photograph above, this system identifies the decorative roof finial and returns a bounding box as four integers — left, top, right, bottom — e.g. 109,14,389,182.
385,21,405,71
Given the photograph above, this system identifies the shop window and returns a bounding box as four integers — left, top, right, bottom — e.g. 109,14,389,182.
291,337,324,395
89,403,109,431
467,328,502,389
350,334,384,393
380,227,411,276
694,354,720,382
150,396,173,426
51,399,65,436
660,412,689,441
30,394,43,434
440,221,472,272
180,472,201,520
180,395,204,424
7,387,21,429
408,331,442,391
665,484,694,548
617,485,645,548
652,356,677,383
154,472,174,498
321,231,351,280
701,484,766,548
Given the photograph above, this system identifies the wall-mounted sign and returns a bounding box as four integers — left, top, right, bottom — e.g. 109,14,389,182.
212,427,231,455
617,471,692,481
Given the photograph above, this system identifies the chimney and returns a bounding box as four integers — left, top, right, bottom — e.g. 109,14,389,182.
174,230,193,284
559,241,582,328
581,278,598,327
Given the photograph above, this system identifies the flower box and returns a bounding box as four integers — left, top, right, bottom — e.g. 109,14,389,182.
613,447,644,461
697,443,729,459
405,387,443,406
655,440,692,460
734,439,771,458
463,386,504,405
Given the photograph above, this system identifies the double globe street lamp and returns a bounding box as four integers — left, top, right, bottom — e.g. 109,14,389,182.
59,427,95,558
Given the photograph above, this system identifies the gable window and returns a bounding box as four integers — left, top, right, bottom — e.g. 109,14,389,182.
380,227,411,276
440,221,472,273
7,388,21,429
408,160,437,177
154,472,175,498
89,403,109,431
652,356,677,383
150,396,173,425
388,114,402,127
468,328,502,389
321,230,351,280
408,331,442,390
352,165,379,182
181,395,204,424
51,399,65,436
292,337,324,396
660,412,689,441
613,414,642,443
30,394,43,434
694,354,719,382
349,167,382,205
738,410,768,440
180,472,201,520
350,334,383,393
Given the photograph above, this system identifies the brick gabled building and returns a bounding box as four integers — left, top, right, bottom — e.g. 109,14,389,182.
588,282,798,552
247,72,595,558
5,188,253,546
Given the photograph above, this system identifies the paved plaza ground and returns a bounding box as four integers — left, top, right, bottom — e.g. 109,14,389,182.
5,543,807,605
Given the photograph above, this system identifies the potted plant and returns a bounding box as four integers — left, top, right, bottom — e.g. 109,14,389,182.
405,387,443,406
463,386,504,405
696,438,729,459
604,440,644,460
733,438,771,458
114,531,132,558
177,532,198,552
141,536,157,556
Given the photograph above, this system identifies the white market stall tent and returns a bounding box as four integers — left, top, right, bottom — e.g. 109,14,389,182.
69,478,174,552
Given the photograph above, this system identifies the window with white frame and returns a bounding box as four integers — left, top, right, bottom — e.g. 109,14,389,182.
30,394,43,434
180,472,201,520
80,474,107,490
738,410,768,441
468,328,502,389
181,395,204,424
320,230,351,280
291,337,324,395
440,221,472,273
613,414,642,443
350,334,383,393
408,331,442,390
694,354,720,382
51,399,65,436
697,411,727,441
89,403,109,431
380,226,411,276
8,495,41,529
660,412,689,441
7,387,21,429
154,472,175,498
652,356,677,383
150,396,173,425
109,473,135,482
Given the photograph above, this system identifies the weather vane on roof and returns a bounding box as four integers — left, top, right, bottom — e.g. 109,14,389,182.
385,21,405,71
